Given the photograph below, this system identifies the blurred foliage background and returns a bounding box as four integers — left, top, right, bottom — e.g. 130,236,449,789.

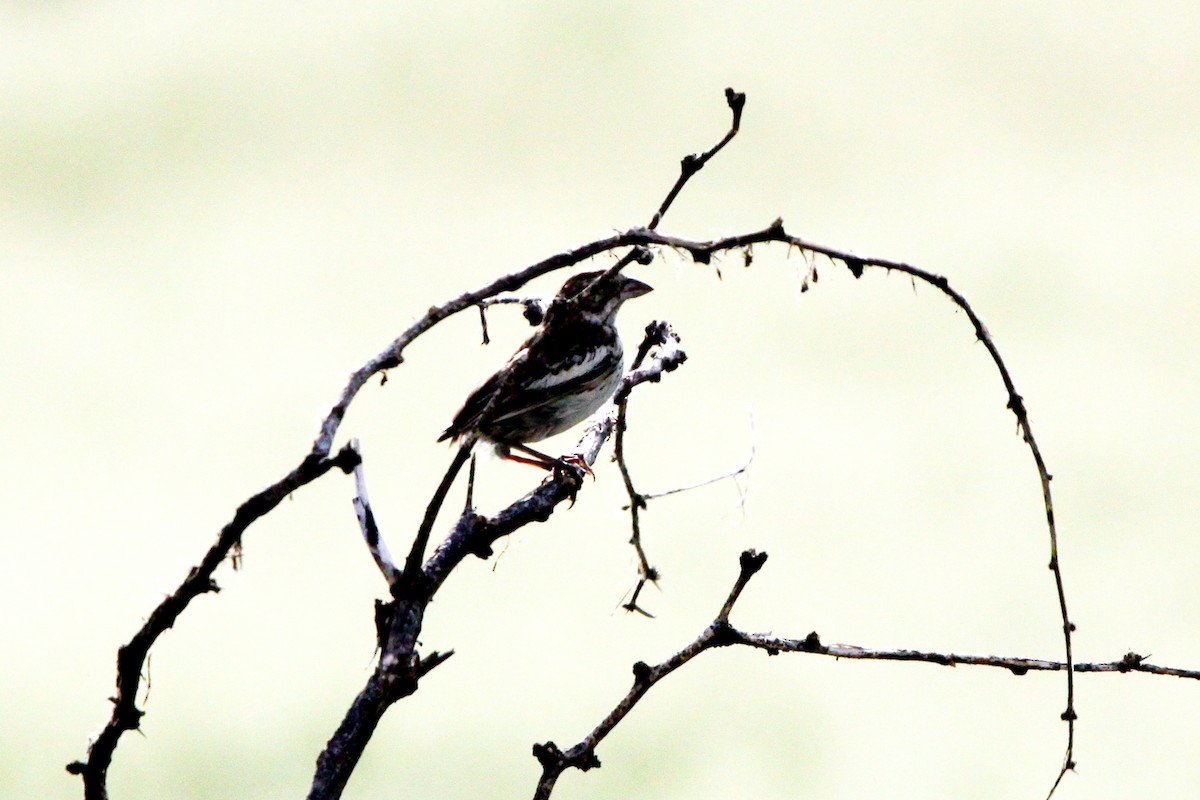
4,3,1199,798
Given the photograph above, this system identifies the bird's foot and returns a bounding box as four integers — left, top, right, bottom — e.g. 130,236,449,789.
556,453,594,480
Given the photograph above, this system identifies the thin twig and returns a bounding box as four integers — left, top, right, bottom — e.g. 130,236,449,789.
640,436,754,502
648,87,745,231
613,322,675,614
403,440,474,585
477,296,548,344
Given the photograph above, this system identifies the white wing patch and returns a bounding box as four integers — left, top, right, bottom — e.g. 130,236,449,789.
525,348,610,391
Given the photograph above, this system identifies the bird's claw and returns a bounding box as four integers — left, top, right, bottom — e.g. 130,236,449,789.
557,453,594,480
553,454,593,508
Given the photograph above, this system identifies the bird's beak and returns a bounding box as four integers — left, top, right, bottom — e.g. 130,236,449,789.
619,277,653,300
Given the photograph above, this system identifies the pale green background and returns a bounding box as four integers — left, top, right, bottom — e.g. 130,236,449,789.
5,3,1199,799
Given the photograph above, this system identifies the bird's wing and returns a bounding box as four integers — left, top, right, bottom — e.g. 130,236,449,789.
438,327,620,442
437,350,524,442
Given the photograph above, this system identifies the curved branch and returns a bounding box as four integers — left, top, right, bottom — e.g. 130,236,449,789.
596,221,1076,789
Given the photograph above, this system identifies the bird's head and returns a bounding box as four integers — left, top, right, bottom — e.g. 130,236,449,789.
547,270,653,325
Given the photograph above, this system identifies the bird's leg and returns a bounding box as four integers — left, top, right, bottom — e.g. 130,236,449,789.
504,443,595,479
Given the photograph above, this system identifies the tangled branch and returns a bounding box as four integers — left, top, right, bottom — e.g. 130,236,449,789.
68,87,1097,800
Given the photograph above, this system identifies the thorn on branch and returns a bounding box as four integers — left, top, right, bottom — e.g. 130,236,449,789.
844,257,866,279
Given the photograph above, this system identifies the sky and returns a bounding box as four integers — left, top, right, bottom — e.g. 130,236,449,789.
4,3,1200,799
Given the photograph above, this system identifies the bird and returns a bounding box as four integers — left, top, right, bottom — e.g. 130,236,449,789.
439,269,653,471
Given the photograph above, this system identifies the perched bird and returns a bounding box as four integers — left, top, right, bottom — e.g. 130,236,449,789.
439,269,653,470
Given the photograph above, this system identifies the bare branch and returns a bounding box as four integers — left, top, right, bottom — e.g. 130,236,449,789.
731,633,1200,681
529,551,1188,799
477,296,548,344
612,321,681,614
402,440,474,584
66,443,361,799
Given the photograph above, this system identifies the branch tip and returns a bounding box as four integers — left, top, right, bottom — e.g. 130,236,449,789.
724,87,746,115
532,741,562,767
739,548,768,575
